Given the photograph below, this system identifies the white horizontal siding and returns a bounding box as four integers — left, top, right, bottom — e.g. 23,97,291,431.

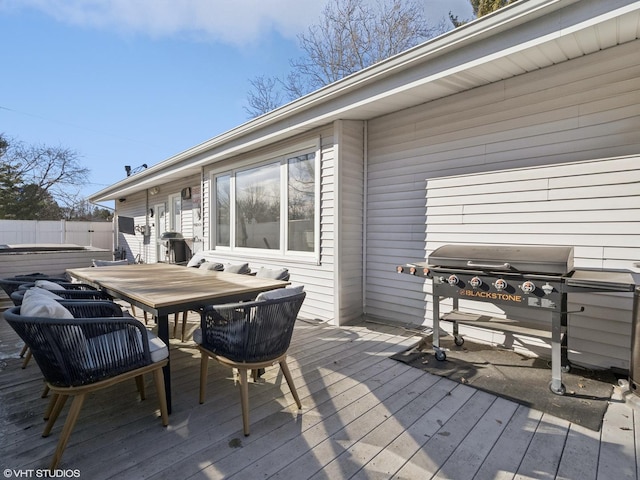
336,120,365,324
116,191,149,264
197,129,338,323
424,156,640,369
365,40,640,370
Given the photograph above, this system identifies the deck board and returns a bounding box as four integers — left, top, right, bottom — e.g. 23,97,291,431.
1,311,638,479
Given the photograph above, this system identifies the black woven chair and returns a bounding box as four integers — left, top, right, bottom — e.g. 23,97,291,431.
18,281,98,291
12,286,112,305
1,275,70,364
173,266,290,343
11,286,113,368
0,274,68,298
4,301,169,469
196,291,305,436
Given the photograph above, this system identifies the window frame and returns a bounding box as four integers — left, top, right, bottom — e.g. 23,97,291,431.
210,141,320,261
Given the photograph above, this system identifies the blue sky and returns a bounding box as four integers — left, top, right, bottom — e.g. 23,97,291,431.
0,0,474,203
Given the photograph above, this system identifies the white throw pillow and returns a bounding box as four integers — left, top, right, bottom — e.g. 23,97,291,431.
199,262,224,271
256,267,289,280
255,285,304,302
187,255,207,268
34,279,64,291
224,263,251,274
21,289,73,319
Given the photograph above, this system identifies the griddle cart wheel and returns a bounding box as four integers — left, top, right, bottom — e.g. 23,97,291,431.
435,350,446,361
454,335,465,346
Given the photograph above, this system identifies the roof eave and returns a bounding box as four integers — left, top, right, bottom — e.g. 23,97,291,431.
91,0,634,203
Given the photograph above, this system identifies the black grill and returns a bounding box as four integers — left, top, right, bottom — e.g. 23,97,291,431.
398,244,638,395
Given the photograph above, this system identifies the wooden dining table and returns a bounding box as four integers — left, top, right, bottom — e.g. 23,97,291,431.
66,263,290,413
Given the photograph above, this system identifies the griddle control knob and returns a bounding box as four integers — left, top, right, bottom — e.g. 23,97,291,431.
447,274,460,286
470,276,482,288
493,278,507,291
542,283,554,295
520,280,536,294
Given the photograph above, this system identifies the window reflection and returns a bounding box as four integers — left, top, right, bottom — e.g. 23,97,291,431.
235,163,280,249
216,175,230,246
288,153,315,252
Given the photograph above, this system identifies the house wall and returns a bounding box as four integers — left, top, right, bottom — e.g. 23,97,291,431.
424,156,640,369
199,127,340,323
116,176,202,264
365,39,640,369
115,191,149,263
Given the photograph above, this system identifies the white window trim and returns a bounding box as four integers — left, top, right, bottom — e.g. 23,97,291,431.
209,139,321,262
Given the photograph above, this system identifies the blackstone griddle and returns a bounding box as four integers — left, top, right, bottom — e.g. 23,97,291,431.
397,244,638,395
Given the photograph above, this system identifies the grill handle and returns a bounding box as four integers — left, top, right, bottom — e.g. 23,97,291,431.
466,261,511,270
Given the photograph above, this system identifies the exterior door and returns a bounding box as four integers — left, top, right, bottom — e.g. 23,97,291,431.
154,203,166,262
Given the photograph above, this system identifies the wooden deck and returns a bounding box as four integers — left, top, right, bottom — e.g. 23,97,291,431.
1,310,639,479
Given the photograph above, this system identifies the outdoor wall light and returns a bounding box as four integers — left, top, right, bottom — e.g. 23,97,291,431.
149,187,160,195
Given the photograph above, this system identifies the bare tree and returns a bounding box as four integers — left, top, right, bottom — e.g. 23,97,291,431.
245,0,447,117
0,136,90,219
243,75,285,118
9,141,89,194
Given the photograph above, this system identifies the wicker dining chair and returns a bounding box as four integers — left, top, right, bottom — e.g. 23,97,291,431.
172,265,290,343
0,274,68,299
11,285,113,369
12,285,112,304
196,289,305,436
0,275,70,364
3,300,169,470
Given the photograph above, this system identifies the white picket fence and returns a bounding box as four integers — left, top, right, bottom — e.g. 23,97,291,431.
0,220,114,250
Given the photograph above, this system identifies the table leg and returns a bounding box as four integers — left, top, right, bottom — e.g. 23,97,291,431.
157,313,172,413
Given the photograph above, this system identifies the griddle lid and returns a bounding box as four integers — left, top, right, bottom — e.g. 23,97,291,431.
428,244,574,275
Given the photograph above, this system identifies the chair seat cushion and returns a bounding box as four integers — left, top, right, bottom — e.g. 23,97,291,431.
193,328,203,345
83,328,168,369
147,331,169,362
255,285,304,302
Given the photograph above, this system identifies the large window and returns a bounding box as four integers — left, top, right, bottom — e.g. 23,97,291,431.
214,149,317,254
